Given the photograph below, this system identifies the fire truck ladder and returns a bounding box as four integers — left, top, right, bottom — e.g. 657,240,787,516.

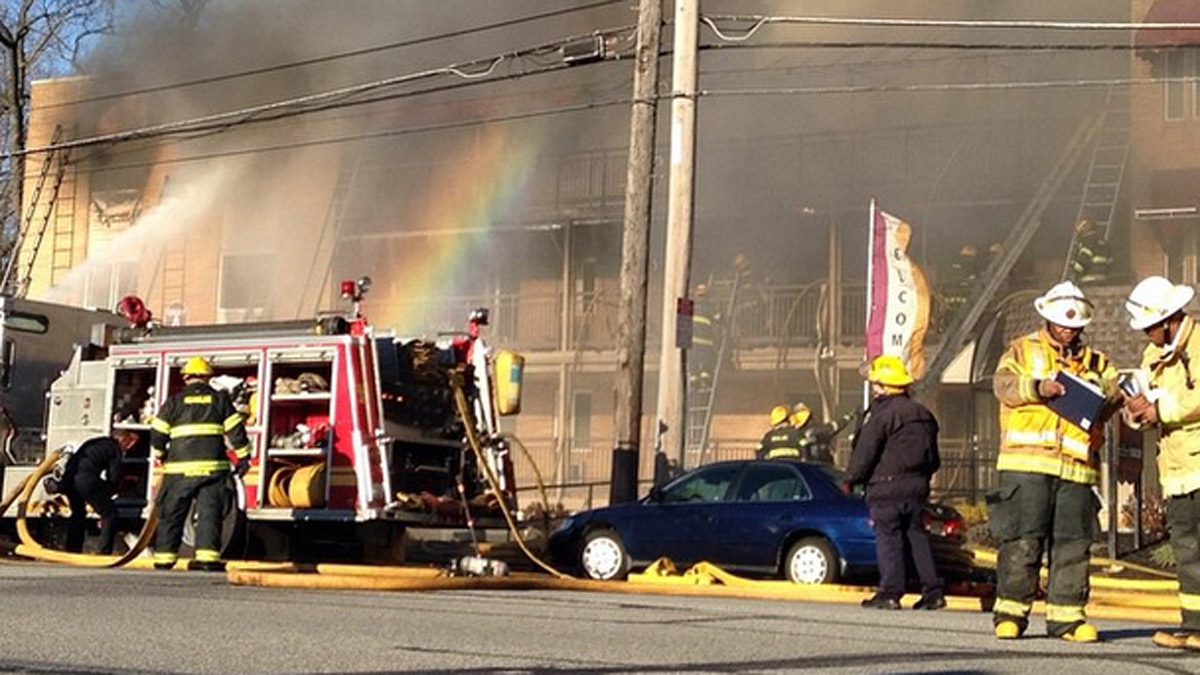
3,126,71,297
921,112,1104,387
299,155,360,317
687,267,746,464
1062,85,1130,282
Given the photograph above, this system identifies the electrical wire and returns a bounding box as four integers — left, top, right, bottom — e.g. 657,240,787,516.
41,0,631,110
13,13,1184,166
12,25,636,160
701,14,1200,36
699,76,1188,99
70,97,631,177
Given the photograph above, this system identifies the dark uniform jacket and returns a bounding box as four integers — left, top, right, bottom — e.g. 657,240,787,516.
844,393,940,503
150,380,251,476
756,424,803,459
63,437,123,493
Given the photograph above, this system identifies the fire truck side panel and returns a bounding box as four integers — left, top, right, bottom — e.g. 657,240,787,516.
341,336,388,511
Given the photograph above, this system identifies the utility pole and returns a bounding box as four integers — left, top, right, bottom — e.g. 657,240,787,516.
657,0,699,470
610,0,663,505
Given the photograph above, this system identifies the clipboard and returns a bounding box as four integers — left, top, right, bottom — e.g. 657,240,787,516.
1047,370,1106,432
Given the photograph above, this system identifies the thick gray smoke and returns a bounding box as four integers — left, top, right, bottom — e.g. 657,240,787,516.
44,0,1128,333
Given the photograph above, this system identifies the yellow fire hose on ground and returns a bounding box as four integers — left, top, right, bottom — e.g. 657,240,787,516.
2,447,158,568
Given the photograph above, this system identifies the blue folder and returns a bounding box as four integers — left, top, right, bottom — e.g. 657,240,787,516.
1047,370,1107,432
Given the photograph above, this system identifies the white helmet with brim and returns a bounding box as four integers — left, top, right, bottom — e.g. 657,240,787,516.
1126,276,1195,330
1034,281,1094,328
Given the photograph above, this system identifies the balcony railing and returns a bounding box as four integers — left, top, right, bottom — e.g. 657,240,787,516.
378,282,868,353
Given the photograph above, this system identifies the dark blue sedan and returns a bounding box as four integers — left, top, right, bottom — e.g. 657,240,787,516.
548,459,975,584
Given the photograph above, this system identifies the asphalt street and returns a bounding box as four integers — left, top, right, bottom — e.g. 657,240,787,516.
0,561,1196,674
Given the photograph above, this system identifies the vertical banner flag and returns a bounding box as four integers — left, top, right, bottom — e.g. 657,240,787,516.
865,201,931,380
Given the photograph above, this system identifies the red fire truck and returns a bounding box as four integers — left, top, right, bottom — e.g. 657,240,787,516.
5,277,524,562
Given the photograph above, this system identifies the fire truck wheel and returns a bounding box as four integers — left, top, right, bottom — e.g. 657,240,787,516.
580,528,629,581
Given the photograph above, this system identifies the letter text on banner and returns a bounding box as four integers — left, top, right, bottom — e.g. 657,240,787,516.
865,207,931,379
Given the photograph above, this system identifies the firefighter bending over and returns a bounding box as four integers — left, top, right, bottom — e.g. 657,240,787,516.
988,281,1120,643
150,356,252,571
60,429,140,554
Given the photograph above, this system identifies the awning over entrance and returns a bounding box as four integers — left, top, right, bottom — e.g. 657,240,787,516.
1136,168,1200,217
1135,1,1200,50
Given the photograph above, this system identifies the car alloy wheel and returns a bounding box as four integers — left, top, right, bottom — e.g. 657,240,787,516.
580,529,628,580
785,537,838,584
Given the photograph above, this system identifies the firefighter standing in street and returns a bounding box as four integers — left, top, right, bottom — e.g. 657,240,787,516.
61,429,140,554
843,355,944,611
1122,276,1200,650
989,281,1120,643
150,356,252,571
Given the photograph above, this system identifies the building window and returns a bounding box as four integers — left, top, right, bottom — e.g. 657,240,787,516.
84,259,137,310
1165,50,1188,121
219,252,272,322
571,391,592,453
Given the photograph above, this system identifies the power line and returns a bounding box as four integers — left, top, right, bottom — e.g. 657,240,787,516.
17,15,1185,163
14,25,636,159
702,40,1188,53
700,14,1200,43
43,0,630,110
699,76,1183,99
74,97,632,175
78,70,1180,175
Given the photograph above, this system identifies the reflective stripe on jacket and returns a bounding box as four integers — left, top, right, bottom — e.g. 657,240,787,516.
150,380,251,475
756,425,804,459
1142,316,1200,497
993,329,1118,485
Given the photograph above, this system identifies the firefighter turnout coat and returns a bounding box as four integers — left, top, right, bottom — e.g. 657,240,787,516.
993,329,1119,485
1141,315,1200,497
150,380,251,475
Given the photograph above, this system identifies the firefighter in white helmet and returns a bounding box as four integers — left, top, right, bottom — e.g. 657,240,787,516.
988,281,1120,643
150,356,252,571
1123,276,1200,650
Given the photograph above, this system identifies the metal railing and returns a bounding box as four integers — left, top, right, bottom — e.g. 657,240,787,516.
376,282,867,354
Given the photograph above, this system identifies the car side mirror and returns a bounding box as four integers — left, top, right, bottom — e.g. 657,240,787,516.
647,485,664,503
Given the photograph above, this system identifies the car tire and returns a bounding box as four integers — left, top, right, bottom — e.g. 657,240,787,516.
785,537,839,584
580,529,629,580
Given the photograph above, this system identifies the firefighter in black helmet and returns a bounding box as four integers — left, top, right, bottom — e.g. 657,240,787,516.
150,356,252,571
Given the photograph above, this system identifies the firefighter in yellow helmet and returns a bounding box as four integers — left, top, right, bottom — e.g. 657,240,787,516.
150,356,252,571
756,405,803,460
1122,276,1200,650
844,355,943,611
988,281,1120,642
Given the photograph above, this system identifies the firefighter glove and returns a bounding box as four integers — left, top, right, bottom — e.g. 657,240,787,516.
234,457,251,478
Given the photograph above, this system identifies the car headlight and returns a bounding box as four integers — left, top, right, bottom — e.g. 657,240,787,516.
551,515,580,536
